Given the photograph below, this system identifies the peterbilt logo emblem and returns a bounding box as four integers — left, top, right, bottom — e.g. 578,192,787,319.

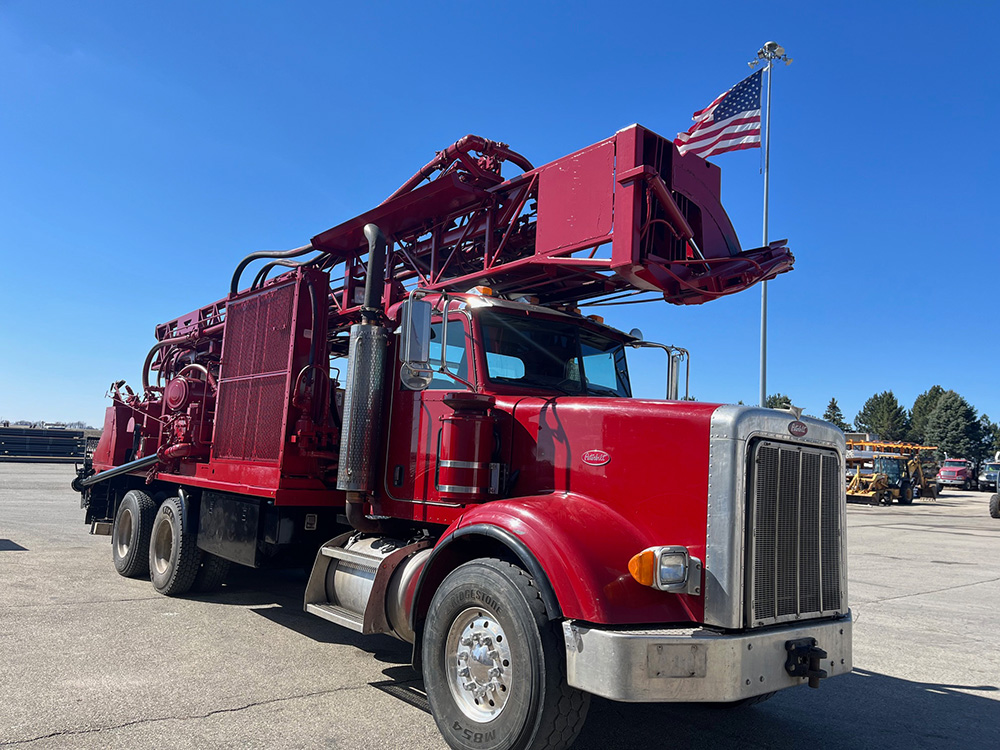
788,421,809,437
582,450,611,466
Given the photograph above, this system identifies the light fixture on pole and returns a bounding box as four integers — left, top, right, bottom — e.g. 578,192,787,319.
749,42,791,407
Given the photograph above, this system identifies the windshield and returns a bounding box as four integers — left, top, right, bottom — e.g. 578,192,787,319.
874,457,904,485
984,463,1000,473
478,310,631,397
943,460,967,468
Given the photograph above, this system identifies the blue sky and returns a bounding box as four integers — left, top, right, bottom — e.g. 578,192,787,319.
1,1,996,428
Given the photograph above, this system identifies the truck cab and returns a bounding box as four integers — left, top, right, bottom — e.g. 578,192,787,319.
937,458,976,490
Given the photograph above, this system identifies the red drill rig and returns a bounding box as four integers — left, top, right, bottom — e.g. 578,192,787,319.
74,125,850,750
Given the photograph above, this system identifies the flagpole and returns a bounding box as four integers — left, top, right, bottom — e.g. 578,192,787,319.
751,41,791,407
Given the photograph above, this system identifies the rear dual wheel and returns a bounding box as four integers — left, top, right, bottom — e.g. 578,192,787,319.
112,490,157,578
149,496,203,596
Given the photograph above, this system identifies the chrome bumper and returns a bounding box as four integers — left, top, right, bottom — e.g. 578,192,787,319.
562,612,852,703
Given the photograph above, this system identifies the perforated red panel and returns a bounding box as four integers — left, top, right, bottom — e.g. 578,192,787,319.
213,283,296,463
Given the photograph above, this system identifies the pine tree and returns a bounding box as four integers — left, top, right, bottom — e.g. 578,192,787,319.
854,390,909,440
822,398,850,431
909,385,945,444
765,393,793,410
978,414,1000,461
925,391,980,460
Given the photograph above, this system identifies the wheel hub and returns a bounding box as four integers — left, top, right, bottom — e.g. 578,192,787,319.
114,508,134,559
152,519,173,576
446,608,513,721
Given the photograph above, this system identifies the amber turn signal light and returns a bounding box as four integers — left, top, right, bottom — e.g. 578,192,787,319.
628,549,657,587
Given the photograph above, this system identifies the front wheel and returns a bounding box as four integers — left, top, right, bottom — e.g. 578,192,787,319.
422,559,590,750
990,494,1000,519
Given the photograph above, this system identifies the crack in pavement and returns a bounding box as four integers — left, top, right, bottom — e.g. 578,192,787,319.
0,684,366,746
0,596,165,610
867,575,1000,605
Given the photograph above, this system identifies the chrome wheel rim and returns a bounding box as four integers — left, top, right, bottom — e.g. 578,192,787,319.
151,518,173,576
445,607,513,721
114,508,134,559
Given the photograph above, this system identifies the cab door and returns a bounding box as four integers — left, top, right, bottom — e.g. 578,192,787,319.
383,312,476,506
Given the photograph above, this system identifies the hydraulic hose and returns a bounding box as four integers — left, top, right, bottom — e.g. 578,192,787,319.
230,243,315,296
78,454,160,489
383,135,534,204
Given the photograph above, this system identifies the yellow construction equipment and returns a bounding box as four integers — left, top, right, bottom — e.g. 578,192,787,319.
845,440,939,505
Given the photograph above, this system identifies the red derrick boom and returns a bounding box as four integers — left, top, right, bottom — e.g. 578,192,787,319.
304,123,792,325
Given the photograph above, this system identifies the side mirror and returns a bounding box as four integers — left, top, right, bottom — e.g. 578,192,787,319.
400,298,433,390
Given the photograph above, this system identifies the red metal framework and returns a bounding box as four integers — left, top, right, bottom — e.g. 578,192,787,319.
299,124,793,339
93,125,794,504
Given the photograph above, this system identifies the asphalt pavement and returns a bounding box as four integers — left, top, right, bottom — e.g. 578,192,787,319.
1,464,998,749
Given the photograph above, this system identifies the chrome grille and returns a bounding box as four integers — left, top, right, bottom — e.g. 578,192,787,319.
747,440,844,626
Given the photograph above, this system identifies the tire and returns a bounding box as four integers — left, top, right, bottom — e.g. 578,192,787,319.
990,494,1000,519
422,559,590,750
149,496,202,596
898,482,914,505
192,553,231,592
112,489,157,578
963,480,970,491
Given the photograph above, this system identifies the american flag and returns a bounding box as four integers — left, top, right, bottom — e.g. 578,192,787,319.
674,70,763,158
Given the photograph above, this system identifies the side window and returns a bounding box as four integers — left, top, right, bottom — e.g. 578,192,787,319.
427,317,472,389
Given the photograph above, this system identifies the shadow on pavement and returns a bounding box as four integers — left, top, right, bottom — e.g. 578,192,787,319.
568,668,999,750
186,562,1000,748
365,666,999,749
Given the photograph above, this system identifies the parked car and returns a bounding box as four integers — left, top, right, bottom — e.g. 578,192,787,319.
979,461,1000,493
937,458,977,490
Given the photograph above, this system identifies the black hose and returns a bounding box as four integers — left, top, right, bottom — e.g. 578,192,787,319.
78,454,160,488
251,259,304,290
230,243,315,296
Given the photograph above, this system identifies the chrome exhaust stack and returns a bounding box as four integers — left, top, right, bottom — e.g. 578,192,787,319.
337,225,389,531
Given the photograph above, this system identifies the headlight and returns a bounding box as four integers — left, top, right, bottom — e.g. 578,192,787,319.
628,545,702,595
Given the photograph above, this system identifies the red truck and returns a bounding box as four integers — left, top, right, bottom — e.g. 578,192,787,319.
937,458,976,491
74,126,851,750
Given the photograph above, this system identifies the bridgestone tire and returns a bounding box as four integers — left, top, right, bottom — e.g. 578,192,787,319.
149,496,202,596
112,490,157,578
990,494,1000,519
193,553,231,593
422,559,590,750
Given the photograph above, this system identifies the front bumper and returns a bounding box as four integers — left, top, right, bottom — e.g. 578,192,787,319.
563,613,852,703
938,478,965,486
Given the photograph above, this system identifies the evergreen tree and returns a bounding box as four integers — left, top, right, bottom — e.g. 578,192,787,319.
822,398,850,431
909,385,945,444
977,414,1000,462
925,391,981,460
854,390,909,440
765,393,793,410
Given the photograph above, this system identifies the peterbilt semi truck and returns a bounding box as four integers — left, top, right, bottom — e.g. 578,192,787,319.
74,125,851,750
